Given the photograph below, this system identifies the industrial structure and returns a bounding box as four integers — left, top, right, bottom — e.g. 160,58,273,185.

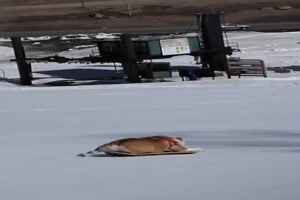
9,13,240,85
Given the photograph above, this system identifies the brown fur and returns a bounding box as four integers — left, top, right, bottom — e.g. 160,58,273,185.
88,135,188,155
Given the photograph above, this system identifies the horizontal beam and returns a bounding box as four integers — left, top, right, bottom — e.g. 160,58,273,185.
0,27,198,38
10,47,233,65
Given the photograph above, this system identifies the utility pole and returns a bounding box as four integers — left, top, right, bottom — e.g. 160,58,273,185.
81,1,85,9
120,34,140,83
10,37,32,85
128,1,132,16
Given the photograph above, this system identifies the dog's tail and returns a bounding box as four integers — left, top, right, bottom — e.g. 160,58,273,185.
77,143,111,157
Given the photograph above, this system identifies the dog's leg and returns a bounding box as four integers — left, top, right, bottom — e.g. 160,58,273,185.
77,151,98,157
77,144,109,157
77,143,131,157
168,144,189,152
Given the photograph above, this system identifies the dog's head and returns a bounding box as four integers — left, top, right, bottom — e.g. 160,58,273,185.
176,137,183,141
173,137,185,145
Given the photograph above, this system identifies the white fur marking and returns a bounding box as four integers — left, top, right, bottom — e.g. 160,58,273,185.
173,138,185,145
185,148,203,152
109,145,129,152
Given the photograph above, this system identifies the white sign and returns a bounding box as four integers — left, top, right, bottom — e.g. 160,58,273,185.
160,38,191,56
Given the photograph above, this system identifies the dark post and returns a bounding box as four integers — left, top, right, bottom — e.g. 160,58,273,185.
261,60,267,78
120,34,140,83
200,13,231,79
10,37,32,85
193,13,202,33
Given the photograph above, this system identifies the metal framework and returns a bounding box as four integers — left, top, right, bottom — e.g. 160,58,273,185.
9,13,235,85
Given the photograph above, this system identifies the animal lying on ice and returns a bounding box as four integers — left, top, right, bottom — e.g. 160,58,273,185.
77,135,202,157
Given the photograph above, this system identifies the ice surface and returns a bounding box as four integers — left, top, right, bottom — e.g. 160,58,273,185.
1,31,300,200
1,78,300,200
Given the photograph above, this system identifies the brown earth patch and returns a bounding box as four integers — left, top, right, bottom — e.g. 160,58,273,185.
1,0,300,33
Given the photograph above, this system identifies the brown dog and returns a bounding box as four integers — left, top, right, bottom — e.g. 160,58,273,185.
80,135,189,156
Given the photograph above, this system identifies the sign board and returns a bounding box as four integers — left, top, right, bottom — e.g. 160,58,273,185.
160,38,190,56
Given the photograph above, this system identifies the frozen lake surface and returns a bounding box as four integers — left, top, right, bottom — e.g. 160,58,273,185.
1,78,300,200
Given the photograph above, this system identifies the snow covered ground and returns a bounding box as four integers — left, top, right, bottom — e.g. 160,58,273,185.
1,31,300,200
227,31,300,67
